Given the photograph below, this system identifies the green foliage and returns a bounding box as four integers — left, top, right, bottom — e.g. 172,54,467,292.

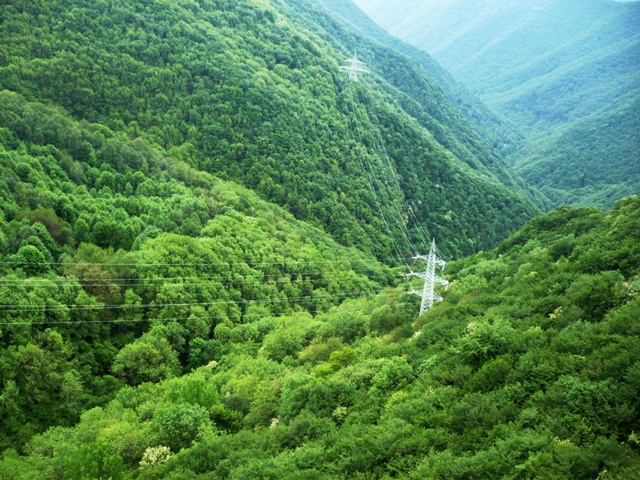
371,356,413,392
0,0,540,259
0,90,394,449
566,271,624,322
512,96,640,209
13,245,48,275
261,325,306,362
456,318,516,365
465,355,513,393
112,334,181,386
63,442,126,480
320,309,369,343
152,403,212,452
2,197,639,477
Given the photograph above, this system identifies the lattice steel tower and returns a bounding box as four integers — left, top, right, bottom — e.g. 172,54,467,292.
406,239,448,315
340,53,369,82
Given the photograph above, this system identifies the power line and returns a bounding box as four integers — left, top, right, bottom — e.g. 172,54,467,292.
0,269,387,287
0,291,391,313
362,75,431,251
340,54,423,268
357,78,421,255
338,54,450,310
342,74,411,271
0,258,390,267
0,300,406,326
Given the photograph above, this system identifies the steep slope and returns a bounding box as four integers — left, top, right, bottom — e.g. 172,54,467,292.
0,0,541,258
308,0,524,156
514,92,640,207
0,91,394,449
354,0,640,208
288,0,533,198
2,193,639,478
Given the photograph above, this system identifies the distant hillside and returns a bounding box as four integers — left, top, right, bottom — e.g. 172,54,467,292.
514,92,640,207
0,0,541,259
309,0,524,157
354,0,640,208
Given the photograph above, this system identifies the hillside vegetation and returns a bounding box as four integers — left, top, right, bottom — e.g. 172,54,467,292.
0,90,396,450
513,94,640,208
309,0,524,158
0,0,541,259
354,0,640,208
2,187,639,478
0,0,549,455
1,1,638,478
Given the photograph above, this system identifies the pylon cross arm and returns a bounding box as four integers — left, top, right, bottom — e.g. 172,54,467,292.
435,275,448,286
405,271,427,280
340,66,369,73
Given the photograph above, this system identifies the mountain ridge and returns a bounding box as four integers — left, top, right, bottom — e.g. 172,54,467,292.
307,0,525,155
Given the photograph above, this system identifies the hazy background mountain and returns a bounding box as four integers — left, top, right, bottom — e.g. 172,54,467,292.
353,0,640,208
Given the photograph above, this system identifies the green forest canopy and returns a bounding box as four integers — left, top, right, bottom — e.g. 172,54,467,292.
0,0,638,478
1,190,639,478
0,90,396,450
0,0,541,259
352,0,640,209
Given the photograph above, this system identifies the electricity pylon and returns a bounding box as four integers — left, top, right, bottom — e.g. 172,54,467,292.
406,239,448,315
340,53,369,82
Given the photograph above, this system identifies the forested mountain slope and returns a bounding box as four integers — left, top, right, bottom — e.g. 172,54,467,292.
0,0,541,258
354,0,640,209
308,0,524,156
2,187,638,478
513,93,640,207
5,2,638,476
352,0,639,125
0,91,396,450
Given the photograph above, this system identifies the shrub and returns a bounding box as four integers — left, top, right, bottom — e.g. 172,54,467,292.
152,403,213,452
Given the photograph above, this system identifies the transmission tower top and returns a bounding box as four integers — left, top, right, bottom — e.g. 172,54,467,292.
340,53,369,82
406,239,448,316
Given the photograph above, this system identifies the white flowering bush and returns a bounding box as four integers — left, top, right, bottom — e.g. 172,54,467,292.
139,446,172,468
332,406,348,423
